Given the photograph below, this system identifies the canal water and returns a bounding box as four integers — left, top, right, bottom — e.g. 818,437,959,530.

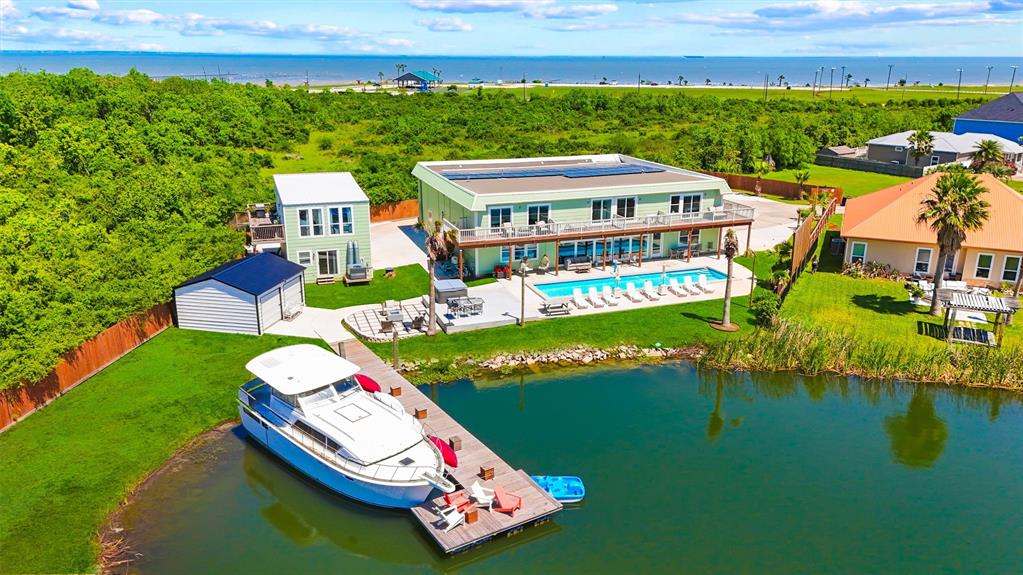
120,364,1023,574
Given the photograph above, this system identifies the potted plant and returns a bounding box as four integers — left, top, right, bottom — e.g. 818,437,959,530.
503,265,512,279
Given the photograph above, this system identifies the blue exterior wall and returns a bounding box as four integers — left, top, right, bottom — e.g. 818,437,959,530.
953,118,1023,143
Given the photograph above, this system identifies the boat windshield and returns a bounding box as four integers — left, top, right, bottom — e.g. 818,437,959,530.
297,385,338,409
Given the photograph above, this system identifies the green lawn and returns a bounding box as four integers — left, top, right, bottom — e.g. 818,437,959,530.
0,329,316,574
756,165,910,198
304,264,496,310
1006,179,1023,194
520,85,1006,104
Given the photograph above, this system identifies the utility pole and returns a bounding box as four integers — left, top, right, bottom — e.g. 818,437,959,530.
956,68,963,100
885,64,893,91
829,67,835,99
522,72,527,102
984,65,993,93
840,65,846,89
1010,65,1018,92
763,73,768,102
637,72,641,93
812,68,819,96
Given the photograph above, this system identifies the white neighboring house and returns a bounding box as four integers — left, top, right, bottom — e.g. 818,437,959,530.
865,131,1023,172
173,253,306,335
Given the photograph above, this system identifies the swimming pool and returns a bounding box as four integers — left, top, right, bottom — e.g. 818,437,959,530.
533,266,727,298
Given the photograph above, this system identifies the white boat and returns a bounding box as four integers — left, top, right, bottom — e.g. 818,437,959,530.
237,344,455,509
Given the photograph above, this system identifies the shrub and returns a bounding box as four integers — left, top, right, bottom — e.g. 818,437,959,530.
317,135,334,150
842,261,900,280
750,292,780,327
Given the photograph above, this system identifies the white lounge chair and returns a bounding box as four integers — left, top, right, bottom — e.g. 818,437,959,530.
643,280,661,300
668,277,687,297
470,481,496,510
683,276,701,295
438,505,465,532
602,285,620,306
624,282,644,302
697,274,714,294
572,287,589,309
587,286,605,307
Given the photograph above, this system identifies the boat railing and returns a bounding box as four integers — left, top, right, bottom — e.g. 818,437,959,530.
238,387,441,484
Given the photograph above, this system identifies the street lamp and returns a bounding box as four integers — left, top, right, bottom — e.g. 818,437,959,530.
985,65,993,93
956,68,963,100
1010,65,1019,92
812,68,819,96
829,67,835,99
840,65,846,89
885,63,893,91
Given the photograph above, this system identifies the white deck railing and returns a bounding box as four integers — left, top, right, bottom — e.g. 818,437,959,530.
444,200,754,245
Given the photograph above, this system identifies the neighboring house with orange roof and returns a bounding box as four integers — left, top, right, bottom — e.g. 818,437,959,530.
840,173,1023,287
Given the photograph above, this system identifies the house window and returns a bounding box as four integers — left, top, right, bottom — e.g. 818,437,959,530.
943,253,956,276
1003,256,1021,283
850,242,867,264
929,155,941,166
501,244,538,263
670,193,702,214
975,253,993,279
489,206,512,228
527,204,550,225
297,251,312,267
914,248,932,274
329,207,354,235
615,197,636,218
894,146,904,152
298,208,323,237
592,199,613,221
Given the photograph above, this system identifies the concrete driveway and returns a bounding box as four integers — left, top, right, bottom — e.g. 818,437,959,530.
724,192,801,252
370,218,428,270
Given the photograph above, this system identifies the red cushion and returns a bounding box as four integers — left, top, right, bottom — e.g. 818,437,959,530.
429,435,459,468
353,373,381,393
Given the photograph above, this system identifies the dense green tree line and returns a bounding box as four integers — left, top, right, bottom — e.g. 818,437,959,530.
0,69,977,387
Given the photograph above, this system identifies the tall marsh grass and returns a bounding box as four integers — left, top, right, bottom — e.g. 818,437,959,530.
700,321,1023,390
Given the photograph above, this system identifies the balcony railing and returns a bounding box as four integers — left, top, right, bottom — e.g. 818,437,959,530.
444,200,754,246
251,223,285,243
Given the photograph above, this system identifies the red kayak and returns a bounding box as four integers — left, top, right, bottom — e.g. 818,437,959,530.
429,436,458,468
353,373,381,393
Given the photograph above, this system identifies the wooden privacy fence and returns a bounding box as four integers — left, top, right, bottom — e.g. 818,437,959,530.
781,195,839,300
0,303,173,431
704,171,842,202
370,199,419,222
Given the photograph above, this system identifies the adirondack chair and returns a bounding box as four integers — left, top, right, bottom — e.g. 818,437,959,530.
442,490,473,513
493,485,523,517
470,481,496,510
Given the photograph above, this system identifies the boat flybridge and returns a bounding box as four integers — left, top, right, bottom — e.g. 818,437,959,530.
237,344,456,509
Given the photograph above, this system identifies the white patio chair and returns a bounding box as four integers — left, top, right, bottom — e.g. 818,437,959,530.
683,276,701,295
602,285,620,306
643,280,661,301
588,287,606,308
697,274,714,294
572,288,589,309
624,282,644,302
668,277,687,297
470,481,496,510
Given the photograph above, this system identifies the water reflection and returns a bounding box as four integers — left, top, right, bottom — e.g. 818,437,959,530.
705,373,744,444
884,387,949,468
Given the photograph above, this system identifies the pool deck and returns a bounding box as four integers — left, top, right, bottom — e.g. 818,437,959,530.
341,340,563,555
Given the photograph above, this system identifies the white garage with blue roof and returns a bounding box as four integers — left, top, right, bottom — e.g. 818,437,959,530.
173,253,306,335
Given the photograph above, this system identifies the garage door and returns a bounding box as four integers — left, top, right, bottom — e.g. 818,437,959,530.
282,277,303,316
259,289,283,331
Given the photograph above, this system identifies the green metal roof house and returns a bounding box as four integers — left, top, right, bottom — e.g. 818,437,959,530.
273,172,372,284
412,154,755,278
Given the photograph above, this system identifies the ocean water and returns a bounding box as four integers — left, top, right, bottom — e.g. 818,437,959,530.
1,52,1018,87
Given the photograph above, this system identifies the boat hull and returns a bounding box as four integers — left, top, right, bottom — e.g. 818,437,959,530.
240,407,437,509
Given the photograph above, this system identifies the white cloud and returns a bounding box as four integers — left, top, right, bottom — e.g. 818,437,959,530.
408,0,552,13
1,0,21,19
527,3,617,18
416,16,473,31
6,23,164,50
94,9,164,25
67,0,99,10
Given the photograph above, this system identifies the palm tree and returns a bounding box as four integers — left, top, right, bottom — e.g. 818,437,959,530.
377,71,384,85
845,73,853,88
863,77,870,88
432,67,443,83
752,159,770,195
916,172,990,316
907,129,934,166
793,169,811,199
705,78,711,86
776,74,785,87
395,63,406,77
718,229,740,329
677,74,684,87
971,139,1004,172
424,214,452,335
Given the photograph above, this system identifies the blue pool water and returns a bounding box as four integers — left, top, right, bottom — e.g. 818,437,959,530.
534,267,727,298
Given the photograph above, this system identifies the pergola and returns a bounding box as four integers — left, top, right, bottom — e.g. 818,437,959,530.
939,291,1018,347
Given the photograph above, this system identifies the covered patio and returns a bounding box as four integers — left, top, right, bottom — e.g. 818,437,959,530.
940,291,1019,347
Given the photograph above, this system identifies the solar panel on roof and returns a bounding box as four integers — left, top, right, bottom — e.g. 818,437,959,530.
441,163,667,180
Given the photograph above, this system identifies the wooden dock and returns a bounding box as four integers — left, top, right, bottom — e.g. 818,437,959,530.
342,341,563,554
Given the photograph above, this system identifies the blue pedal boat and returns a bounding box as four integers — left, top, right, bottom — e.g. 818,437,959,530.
530,475,585,503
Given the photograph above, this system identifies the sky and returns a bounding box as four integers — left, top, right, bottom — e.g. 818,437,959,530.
0,0,1020,56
